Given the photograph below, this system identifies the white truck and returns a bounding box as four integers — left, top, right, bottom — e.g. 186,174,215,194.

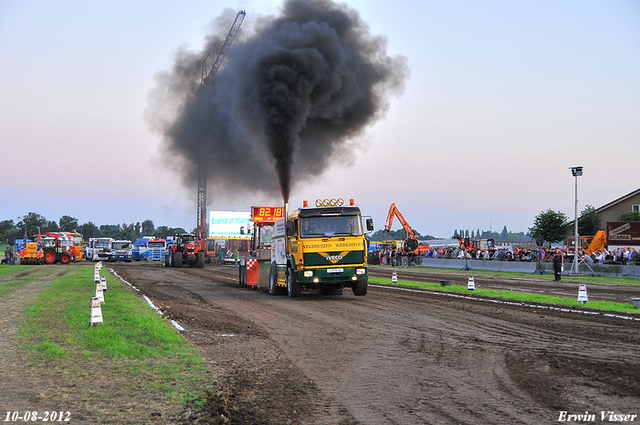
110,240,133,262
86,238,114,262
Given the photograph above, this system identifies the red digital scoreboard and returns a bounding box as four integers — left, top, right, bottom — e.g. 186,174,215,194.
251,206,284,224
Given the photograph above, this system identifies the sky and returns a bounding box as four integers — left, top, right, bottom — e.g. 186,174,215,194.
1,0,639,238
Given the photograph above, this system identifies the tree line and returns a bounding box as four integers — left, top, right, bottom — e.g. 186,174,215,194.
528,206,640,244
369,226,530,242
0,212,187,245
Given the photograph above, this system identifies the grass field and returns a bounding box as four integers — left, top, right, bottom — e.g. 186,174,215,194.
6,264,213,422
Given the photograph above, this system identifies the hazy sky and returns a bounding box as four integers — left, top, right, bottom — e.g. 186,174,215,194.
1,0,638,238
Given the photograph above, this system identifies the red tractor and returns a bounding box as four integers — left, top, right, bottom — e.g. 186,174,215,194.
42,236,72,265
164,233,205,268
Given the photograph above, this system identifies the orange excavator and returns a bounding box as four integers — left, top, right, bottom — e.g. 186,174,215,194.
585,230,607,256
383,203,430,255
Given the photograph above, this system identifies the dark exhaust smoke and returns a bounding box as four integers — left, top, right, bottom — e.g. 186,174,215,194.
146,0,408,204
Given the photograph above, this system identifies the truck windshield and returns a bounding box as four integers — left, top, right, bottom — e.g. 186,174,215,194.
148,242,165,248
113,242,131,250
300,216,362,238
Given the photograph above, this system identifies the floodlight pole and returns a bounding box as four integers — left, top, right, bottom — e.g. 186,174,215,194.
569,166,583,274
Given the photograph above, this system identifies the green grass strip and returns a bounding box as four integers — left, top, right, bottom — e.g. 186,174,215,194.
370,277,640,315
18,265,211,409
371,264,640,286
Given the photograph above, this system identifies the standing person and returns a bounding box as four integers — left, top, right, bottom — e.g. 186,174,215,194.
630,248,639,265
234,249,240,267
553,248,564,281
2,246,13,265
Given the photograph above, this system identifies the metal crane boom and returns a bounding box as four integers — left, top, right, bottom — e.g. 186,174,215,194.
383,203,431,254
202,10,246,86
196,10,246,244
384,203,415,238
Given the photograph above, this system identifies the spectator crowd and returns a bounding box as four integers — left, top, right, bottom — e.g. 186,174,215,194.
369,245,640,267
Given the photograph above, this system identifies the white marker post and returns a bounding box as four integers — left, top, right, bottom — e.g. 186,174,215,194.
578,284,588,304
96,283,105,304
90,297,103,326
467,276,475,291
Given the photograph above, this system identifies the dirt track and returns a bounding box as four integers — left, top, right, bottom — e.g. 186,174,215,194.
110,262,640,424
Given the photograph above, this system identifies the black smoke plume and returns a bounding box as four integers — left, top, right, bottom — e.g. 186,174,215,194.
147,0,408,203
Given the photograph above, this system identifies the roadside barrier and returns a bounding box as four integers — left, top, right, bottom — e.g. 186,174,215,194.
91,267,106,325
392,270,398,283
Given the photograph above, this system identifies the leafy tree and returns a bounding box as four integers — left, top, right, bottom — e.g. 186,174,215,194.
500,226,508,240
370,228,428,241
155,226,186,239
528,209,569,243
0,220,15,244
59,215,79,232
141,219,155,236
78,222,101,239
578,205,601,236
100,224,121,239
619,211,640,221
17,212,49,234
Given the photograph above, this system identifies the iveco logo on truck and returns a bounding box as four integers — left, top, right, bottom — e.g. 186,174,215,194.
326,255,343,261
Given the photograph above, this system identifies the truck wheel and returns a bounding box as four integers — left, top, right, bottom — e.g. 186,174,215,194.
196,252,205,268
174,252,183,268
269,262,281,295
287,267,302,298
60,253,71,265
352,279,368,296
44,249,56,265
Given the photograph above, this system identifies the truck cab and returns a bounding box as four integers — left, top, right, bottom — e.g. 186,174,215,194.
87,238,114,262
111,240,133,262
146,239,167,261
269,198,373,297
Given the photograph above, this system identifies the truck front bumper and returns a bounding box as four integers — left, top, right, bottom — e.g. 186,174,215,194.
295,266,367,285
